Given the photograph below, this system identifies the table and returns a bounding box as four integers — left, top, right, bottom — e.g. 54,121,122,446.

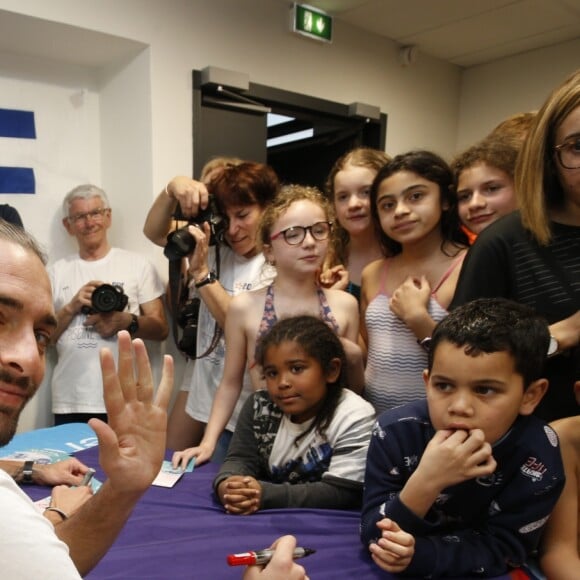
26,445,533,580
0,423,98,458
85,447,387,579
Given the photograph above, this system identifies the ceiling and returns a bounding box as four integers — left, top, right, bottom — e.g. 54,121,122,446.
0,3,578,69
286,0,580,67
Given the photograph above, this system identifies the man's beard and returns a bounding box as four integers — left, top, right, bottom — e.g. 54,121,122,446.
0,369,35,447
0,407,19,446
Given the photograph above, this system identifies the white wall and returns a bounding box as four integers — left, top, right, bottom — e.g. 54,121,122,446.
0,54,101,430
0,0,461,432
457,38,580,150
0,0,462,160
99,49,153,255
0,53,101,255
0,0,577,432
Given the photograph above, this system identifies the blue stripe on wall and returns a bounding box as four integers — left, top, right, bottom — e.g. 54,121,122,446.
0,108,36,139
0,167,35,193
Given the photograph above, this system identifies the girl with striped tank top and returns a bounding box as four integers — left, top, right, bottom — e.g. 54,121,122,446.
172,184,364,469
361,151,469,414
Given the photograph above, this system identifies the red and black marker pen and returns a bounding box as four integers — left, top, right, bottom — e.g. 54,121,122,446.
227,546,316,566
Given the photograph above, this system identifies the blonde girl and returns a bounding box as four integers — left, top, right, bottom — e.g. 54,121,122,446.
321,147,390,300
173,184,363,468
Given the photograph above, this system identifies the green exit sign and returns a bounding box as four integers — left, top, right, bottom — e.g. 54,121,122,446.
292,3,333,43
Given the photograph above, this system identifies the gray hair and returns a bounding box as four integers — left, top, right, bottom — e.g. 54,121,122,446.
62,184,110,218
0,218,47,265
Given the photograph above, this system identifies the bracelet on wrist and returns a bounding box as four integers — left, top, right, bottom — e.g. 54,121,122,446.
44,506,69,521
194,271,217,289
417,337,431,352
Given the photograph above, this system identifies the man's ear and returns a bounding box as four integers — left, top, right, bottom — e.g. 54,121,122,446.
62,217,73,235
519,378,549,416
326,357,342,383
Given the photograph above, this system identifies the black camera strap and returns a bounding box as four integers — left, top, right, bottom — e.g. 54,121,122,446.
168,257,188,353
167,238,223,360
196,241,223,358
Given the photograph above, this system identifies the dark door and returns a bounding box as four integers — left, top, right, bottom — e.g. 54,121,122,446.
193,70,386,189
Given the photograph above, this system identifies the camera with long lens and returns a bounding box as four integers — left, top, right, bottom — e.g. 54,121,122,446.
164,196,225,261
176,298,200,357
81,283,129,315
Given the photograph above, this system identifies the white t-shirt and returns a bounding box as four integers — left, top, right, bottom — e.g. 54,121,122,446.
269,389,376,484
49,248,165,414
0,470,81,579
184,244,274,431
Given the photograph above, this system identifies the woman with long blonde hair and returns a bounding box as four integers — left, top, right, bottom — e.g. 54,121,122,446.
451,69,580,421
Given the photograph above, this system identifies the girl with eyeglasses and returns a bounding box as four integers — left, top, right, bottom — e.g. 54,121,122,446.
172,185,364,469
361,151,468,414
451,69,580,422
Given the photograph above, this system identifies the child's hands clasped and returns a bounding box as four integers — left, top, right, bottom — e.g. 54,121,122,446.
369,518,415,573
218,475,262,515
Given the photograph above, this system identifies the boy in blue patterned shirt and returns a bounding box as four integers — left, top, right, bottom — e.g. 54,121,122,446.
361,297,565,577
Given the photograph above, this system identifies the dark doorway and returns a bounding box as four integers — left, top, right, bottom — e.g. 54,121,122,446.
193,69,387,190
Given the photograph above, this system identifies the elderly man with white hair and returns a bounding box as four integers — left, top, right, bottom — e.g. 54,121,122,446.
49,184,168,425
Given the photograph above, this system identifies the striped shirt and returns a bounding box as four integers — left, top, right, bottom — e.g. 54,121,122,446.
451,211,580,421
364,256,463,414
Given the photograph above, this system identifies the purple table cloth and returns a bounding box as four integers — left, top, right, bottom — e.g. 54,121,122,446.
26,445,528,579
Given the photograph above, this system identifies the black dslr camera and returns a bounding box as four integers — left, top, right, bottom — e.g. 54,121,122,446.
164,196,225,261
81,283,129,315
176,298,201,357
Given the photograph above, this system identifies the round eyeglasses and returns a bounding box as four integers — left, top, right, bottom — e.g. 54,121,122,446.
270,221,332,246
554,138,580,169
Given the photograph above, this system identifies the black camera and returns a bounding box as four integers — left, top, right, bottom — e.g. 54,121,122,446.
176,298,200,357
164,196,225,261
81,283,129,315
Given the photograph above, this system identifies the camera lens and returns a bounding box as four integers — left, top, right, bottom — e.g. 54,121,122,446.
164,228,196,260
91,284,128,313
